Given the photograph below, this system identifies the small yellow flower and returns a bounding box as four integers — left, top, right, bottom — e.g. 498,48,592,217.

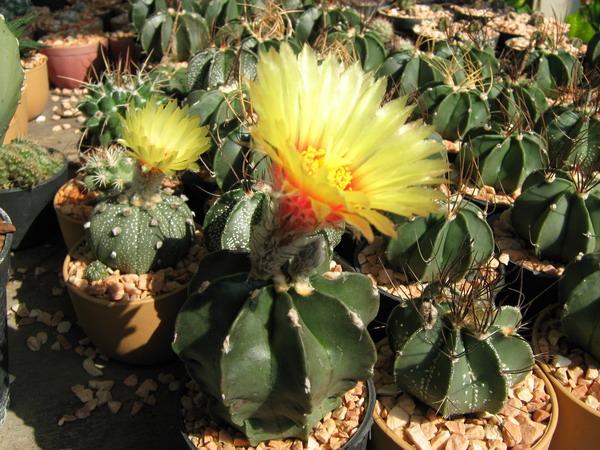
119,100,210,174
248,44,448,241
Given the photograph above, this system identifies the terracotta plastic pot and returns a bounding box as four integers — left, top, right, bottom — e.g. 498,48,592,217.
533,306,600,450
63,246,190,365
53,180,89,252
0,208,14,425
3,102,28,144
108,36,140,68
372,365,559,450
41,38,108,89
22,54,50,120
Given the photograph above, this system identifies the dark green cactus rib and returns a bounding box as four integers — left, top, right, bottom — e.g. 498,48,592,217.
387,299,533,417
587,32,600,68
561,253,600,361
511,170,600,264
173,251,378,444
460,130,548,194
385,200,494,282
0,16,23,143
534,50,581,99
491,78,547,124
87,193,195,274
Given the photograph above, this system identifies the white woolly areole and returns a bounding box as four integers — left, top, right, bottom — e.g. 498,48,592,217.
348,311,364,329
288,308,301,328
222,335,231,354
198,280,210,294
304,377,311,394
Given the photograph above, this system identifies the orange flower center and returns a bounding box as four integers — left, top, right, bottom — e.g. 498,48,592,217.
301,145,353,191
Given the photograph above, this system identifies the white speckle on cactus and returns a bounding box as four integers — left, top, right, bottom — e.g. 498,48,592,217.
549,203,557,210
348,311,364,330
287,308,300,328
150,218,159,226
156,241,163,249
110,251,117,259
112,226,121,236
304,377,311,394
83,221,91,229
222,335,231,354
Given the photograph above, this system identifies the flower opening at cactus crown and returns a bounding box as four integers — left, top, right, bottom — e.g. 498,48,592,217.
248,44,448,241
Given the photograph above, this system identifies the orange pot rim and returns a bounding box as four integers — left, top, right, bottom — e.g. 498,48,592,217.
22,53,48,71
53,179,89,227
41,38,108,55
372,364,559,450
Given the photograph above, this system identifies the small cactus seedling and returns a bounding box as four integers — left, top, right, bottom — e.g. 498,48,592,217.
0,140,64,190
368,17,395,48
561,253,600,361
387,272,534,417
84,260,110,281
78,146,134,195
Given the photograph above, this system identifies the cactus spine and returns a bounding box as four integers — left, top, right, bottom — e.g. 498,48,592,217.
561,253,600,361
387,295,533,417
79,146,134,195
0,16,23,144
0,140,64,190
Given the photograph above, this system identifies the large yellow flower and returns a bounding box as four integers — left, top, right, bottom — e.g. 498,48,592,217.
248,44,448,241
119,100,210,174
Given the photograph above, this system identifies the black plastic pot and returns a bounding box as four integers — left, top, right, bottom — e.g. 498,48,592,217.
0,155,68,250
379,10,423,34
0,208,14,425
180,171,218,225
179,379,376,450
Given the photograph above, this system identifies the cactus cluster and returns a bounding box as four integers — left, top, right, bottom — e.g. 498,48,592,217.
174,250,378,444
561,253,600,361
83,260,110,282
78,146,134,195
0,140,64,190
387,288,533,416
385,198,494,282
511,170,600,264
78,71,169,147
0,16,23,144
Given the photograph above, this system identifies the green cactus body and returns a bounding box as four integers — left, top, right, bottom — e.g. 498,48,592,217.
0,17,23,143
586,32,600,68
534,50,581,99
511,171,600,264
460,131,548,194
186,46,257,92
491,78,547,124
87,193,195,274
368,17,394,47
387,299,533,417
419,84,491,141
561,253,600,361
397,52,445,95
536,106,600,168
0,140,64,190
173,251,378,444
84,260,110,281
385,200,494,282
80,146,134,195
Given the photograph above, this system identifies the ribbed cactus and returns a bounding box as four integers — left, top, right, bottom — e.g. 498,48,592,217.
491,78,547,124
561,253,600,361
84,260,110,281
536,105,600,168
87,192,195,274
173,250,378,444
387,295,533,417
0,140,64,190
460,130,548,194
0,16,23,144
368,17,395,47
511,170,600,264
533,50,582,99
78,72,169,147
385,199,494,282
79,146,134,195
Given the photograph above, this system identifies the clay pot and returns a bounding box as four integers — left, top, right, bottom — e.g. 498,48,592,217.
371,365,559,450
3,102,28,144
63,246,190,365
533,306,600,450
53,181,87,252
108,35,140,68
22,54,50,120
41,38,108,89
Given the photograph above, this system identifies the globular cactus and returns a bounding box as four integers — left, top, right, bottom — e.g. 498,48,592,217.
173,250,378,444
460,130,548,194
533,50,582,99
78,71,169,147
385,198,494,282
0,16,23,144
79,146,134,195
368,17,395,47
0,0,31,20
87,193,195,274
84,260,110,282
561,253,600,361
0,140,64,190
511,170,600,264
491,78,548,124
387,293,533,417
536,105,600,168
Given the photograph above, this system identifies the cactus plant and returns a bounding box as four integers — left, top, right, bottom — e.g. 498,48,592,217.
385,198,495,282
78,70,170,147
533,49,582,99
0,16,23,144
560,252,600,361
459,130,548,194
491,78,547,125
511,170,600,264
0,0,31,20
86,100,210,275
0,140,64,190
586,32,600,68
387,287,533,417
83,260,110,281
368,17,395,48
78,146,135,195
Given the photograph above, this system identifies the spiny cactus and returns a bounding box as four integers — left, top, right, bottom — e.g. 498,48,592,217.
533,49,582,99
79,146,134,195
368,17,395,47
387,288,533,417
0,16,23,144
173,250,378,444
561,253,600,361
84,260,110,282
491,78,548,125
78,71,169,147
511,170,600,264
460,130,548,194
385,198,494,282
0,140,64,190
